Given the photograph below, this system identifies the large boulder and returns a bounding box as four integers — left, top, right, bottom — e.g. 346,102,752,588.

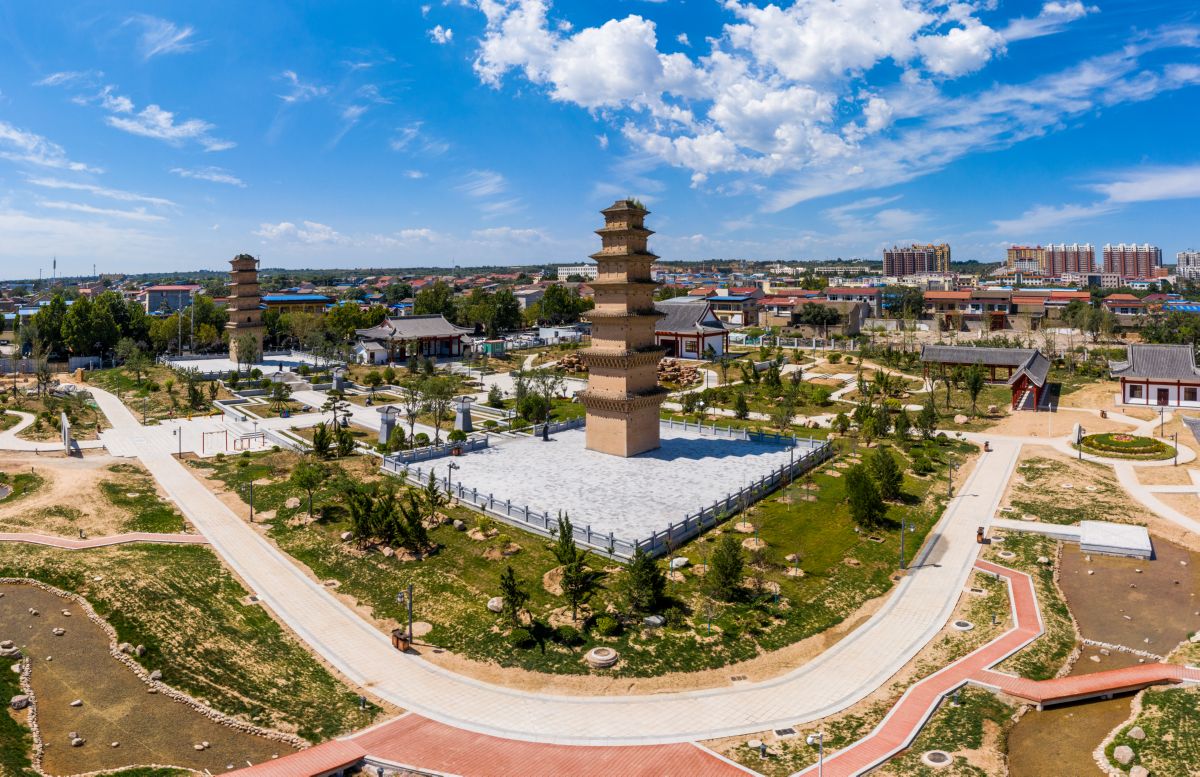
10,695,30,710
486,597,504,614
1128,726,1146,740
1130,766,1149,777
1113,745,1135,765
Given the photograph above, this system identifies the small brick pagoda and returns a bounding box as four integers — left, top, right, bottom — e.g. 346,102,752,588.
225,253,265,364
578,200,667,457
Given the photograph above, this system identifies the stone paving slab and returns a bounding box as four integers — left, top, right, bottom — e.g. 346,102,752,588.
0,531,207,549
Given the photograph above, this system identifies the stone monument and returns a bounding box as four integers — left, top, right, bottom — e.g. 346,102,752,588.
578,200,666,457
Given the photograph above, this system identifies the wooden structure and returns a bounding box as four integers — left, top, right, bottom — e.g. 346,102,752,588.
226,254,265,364
919,345,1051,411
354,314,473,364
578,200,667,457
653,299,727,358
1109,343,1200,408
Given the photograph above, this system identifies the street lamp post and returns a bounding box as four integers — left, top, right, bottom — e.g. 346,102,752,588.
807,732,824,777
446,461,460,492
396,584,414,641
245,480,255,523
947,455,956,498
899,519,915,570
1173,432,1179,466
1078,426,1085,461
1159,406,1166,437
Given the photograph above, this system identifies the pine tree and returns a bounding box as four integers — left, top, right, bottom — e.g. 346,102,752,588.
966,364,986,415
622,547,666,616
733,391,750,420
553,512,577,566
868,447,903,501
845,464,887,528
498,565,529,627
707,534,744,602
893,408,911,444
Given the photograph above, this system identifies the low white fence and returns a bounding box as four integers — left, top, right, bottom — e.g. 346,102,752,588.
382,436,490,466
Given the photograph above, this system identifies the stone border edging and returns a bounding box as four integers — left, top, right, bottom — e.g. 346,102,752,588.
1093,687,1146,776
2,577,309,772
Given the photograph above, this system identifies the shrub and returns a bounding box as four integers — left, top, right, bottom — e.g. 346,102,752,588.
555,625,583,646
911,454,933,475
508,627,534,648
272,445,281,452
594,615,621,637
237,459,249,468
413,432,430,446
447,429,467,443
828,352,842,364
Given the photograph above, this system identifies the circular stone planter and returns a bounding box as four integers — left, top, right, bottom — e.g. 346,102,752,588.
733,522,755,534
585,647,618,669
998,550,1016,559
921,750,953,768
952,620,975,631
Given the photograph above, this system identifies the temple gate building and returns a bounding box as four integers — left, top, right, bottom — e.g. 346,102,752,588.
579,200,667,457
226,254,265,364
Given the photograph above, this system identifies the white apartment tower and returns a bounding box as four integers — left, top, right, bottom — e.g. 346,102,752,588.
1177,250,1200,281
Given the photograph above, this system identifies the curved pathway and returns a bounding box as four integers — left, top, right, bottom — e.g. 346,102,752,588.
0,531,207,549
0,408,105,452
82,383,1019,745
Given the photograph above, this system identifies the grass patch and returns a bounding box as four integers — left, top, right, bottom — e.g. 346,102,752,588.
0,543,379,742
990,534,1075,680
1105,686,1200,776
1078,433,1174,460
86,366,227,425
99,464,186,533
1008,456,1146,526
0,470,46,505
189,438,971,678
0,391,107,441
0,650,36,776
877,687,1014,776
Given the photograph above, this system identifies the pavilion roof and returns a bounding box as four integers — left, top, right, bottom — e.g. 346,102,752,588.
1109,344,1200,379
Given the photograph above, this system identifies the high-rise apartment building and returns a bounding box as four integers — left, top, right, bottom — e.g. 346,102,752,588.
1006,245,1044,268
1177,250,1200,280
1103,243,1162,280
1043,243,1095,275
883,243,950,276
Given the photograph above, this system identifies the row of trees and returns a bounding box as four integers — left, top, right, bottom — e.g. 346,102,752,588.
413,280,592,331
335,469,447,553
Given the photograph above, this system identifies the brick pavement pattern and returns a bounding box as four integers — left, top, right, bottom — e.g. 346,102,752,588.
0,531,208,549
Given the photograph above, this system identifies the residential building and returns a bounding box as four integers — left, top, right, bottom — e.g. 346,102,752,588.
1061,271,1124,289
512,287,544,310
823,287,883,317
653,299,727,358
1176,250,1200,280
1103,243,1162,279
706,293,759,327
1007,245,1045,268
556,264,598,281
1043,243,1095,275
1101,293,1146,325
883,243,951,276
141,284,200,314
262,293,332,314
1110,343,1200,408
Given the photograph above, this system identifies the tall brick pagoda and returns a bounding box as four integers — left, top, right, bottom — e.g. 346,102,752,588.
225,253,265,364
579,200,666,457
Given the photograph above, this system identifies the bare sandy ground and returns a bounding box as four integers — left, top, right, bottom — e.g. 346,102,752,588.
986,407,1131,438
0,451,175,536
1059,381,1156,420
1134,465,1197,486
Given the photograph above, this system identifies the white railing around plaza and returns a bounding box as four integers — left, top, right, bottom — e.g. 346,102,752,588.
382,436,490,466
381,433,834,561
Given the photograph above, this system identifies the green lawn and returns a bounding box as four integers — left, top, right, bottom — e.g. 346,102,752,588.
0,470,46,504
1106,686,1200,776
0,646,35,776
87,366,224,425
188,437,973,678
100,463,187,533
990,533,1075,680
0,543,380,742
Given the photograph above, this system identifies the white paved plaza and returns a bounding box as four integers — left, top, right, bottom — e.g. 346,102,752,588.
418,426,808,539
165,350,330,375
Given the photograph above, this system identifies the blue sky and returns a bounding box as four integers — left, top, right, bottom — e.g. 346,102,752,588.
0,0,1197,279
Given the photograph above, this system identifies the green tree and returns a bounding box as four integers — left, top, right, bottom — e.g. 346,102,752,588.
413,280,458,320
422,376,455,444
290,458,325,517
498,565,529,628
845,464,887,528
832,412,851,435
893,408,911,443
552,512,578,566
917,394,938,439
269,381,292,413
707,534,744,602
733,391,750,420
30,295,67,356
868,447,903,501
965,364,985,415
622,546,667,616
363,370,384,396
311,422,333,458
486,383,505,409
561,549,602,624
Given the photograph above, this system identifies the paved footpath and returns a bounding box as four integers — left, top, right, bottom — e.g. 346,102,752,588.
0,409,106,452
0,531,207,549
87,384,1020,745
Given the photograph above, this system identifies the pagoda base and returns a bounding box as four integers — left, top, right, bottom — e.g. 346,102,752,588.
584,403,662,457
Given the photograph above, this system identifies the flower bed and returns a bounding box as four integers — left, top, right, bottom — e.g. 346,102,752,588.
1080,433,1173,460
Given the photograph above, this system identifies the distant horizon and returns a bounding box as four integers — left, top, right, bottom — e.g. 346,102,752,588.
1,2,1197,277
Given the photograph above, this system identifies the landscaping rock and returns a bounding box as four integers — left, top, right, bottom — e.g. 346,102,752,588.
486,596,504,614
135,645,146,657
380,546,396,558
953,414,968,424
117,642,133,654
1037,556,1051,565
194,744,206,751
110,742,119,748
71,737,84,747
52,628,65,636
148,670,162,681
643,614,666,628
1128,726,1146,740
70,699,82,707
1129,767,1149,777
339,531,353,542
0,641,20,659
10,695,29,710
1113,745,1134,765
285,497,301,509
453,519,467,531
669,557,689,570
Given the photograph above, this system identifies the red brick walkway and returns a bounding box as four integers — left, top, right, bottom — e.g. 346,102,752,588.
0,531,208,549
229,714,756,776
973,664,1200,706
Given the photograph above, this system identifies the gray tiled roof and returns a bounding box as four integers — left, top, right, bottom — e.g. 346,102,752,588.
1006,351,1051,388
356,314,473,340
654,300,726,334
1109,344,1200,379
919,344,1038,368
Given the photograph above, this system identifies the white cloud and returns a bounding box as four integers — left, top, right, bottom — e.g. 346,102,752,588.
39,200,166,222
254,220,342,243
676,33,690,47
403,170,426,179
0,209,167,270
472,226,546,242
106,103,234,151
25,176,174,206
1089,164,1200,204
34,71,101,87
457,169,507,198
0,121,99,173
170,166,246,187
1003,1,1097,43
596,133,609,149
125,14,197,60
991,202,1115,233
470,3,1200,210
429,25,454,44
277,70,329,103
389,122,449,155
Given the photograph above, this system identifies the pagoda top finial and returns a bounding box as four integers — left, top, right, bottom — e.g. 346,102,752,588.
603,198,648,215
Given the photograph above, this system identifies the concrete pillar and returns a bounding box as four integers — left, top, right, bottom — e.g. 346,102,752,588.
379,409,396,445
454,396,474,432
